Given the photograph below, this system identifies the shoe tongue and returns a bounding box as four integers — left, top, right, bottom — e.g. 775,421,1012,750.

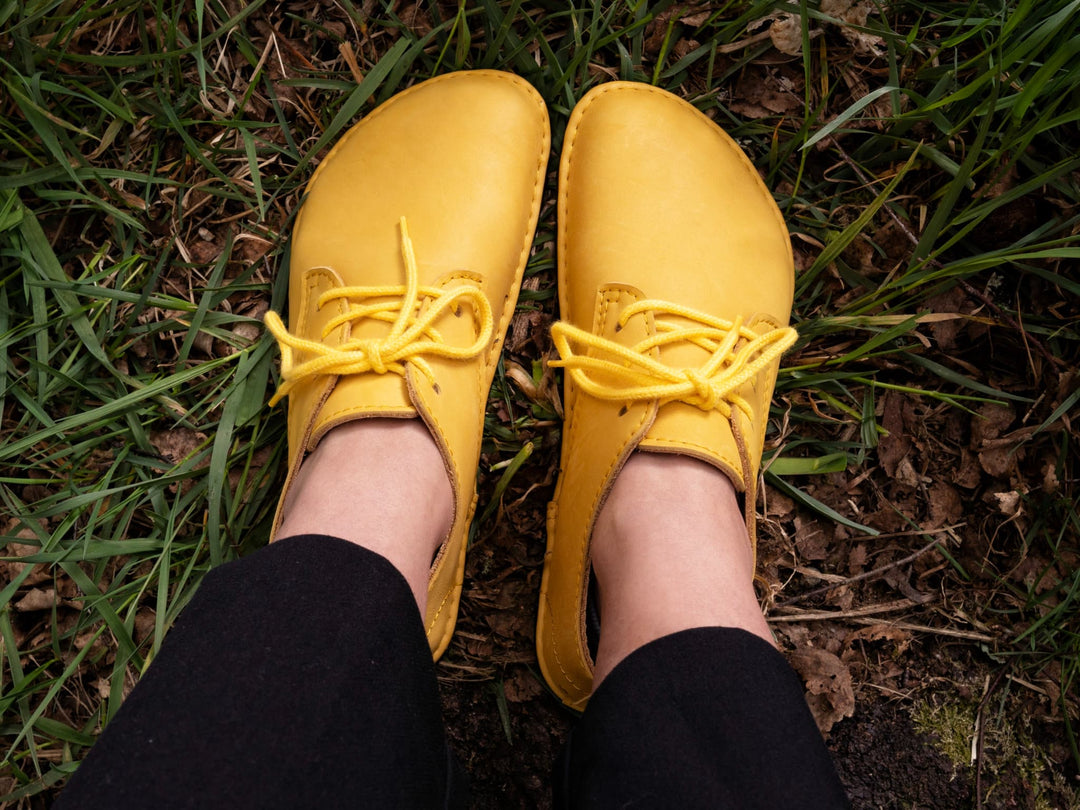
305,280,485,452
628,311,749,491
303,292,420,452
308,374,415,451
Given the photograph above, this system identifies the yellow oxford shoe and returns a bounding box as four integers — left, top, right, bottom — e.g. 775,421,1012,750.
536,82,798,709
264,71,550,659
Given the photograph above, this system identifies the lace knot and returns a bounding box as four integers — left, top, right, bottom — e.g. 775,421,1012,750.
682,368,720,411
549,301,797,416
358,339,386,374
264,216,494,406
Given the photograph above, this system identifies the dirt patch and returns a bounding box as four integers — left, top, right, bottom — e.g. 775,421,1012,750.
830,700,974,810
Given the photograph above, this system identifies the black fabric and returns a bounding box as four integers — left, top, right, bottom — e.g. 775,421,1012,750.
555,626,850,809
55,535,465,810
57,535,847,809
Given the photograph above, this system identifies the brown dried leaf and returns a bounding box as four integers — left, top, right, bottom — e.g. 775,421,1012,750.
972,402,1014,444
765,490,795,519
847,543,867,575
845,623,913,654
3,537,51,586
820,0,884,55
769,13,802,56
927,481,962,529
955,448,982,489
788,647,855,733
877,392,910,478
978,447,1014,478
150,427,208,466
503,670,543,703
993,490,1022,517
894,456,928,488
15,587,56,612
794,516,829,561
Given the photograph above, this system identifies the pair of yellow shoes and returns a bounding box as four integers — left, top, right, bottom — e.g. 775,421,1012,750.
263,71,797,711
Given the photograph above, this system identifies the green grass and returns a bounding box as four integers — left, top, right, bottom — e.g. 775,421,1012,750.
2,0,1078,802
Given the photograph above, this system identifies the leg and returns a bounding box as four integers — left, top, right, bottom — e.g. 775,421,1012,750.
277,419,453,610
538,81,849,808
589,453,771,687
58,70,551,808
551,453,849,809
56,422,464,810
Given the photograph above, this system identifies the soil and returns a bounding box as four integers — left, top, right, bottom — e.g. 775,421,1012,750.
830,701,974,810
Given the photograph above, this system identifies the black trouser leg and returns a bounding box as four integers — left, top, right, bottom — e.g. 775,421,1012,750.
55,535,464,810
555,627,850,809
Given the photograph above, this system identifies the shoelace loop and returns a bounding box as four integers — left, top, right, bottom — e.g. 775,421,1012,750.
264,217,493,406
550,300,797,418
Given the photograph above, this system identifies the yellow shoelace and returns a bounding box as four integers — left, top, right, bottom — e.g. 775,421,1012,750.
264,217,493,406
550,300,797,418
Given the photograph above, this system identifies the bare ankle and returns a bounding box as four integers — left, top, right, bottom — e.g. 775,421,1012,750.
276,418,454,609
590,452,774,688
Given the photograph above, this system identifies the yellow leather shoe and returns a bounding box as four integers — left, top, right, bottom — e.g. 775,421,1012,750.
536,82,798,709
264,71,550,659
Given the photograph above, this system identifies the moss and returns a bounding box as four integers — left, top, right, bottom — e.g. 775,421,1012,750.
911,695,1080,809
911,699,976,771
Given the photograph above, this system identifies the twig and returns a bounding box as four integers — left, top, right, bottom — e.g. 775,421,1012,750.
846,617,996,643
768,596,934,622
975,667,1011,809
774,529,957,607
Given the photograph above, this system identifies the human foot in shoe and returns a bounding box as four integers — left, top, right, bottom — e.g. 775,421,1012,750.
265,71,550,658
537,82,796,709
275,419,454,610
588,452,775,688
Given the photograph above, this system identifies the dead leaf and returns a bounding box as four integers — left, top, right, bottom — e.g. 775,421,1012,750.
820,0,884,55
978,446,1014,478
1043,458,1060,493
504,360,539,401
927,481,962,529
134,609,157,644
894,456,928,488
877,391,910,478
765,489,795,519
794,516,829,561
150,427,208,466
847,543,867,575
769,13,802,55
844,623,913,654
188,240,220,265
972,402,1014,444
642,4,712,56
3,537,51,586
15,587,56,612
955,448,982,489
993,490,1022,517
788,647,855,733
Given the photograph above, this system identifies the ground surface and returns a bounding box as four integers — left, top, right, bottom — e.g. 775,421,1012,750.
1,1,1078,808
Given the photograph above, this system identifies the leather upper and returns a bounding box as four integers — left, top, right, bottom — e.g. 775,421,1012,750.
269,71,550,658
537,82,796,709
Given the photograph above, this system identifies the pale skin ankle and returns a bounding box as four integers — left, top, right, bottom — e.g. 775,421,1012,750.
276,418,454,612
589,452,776,690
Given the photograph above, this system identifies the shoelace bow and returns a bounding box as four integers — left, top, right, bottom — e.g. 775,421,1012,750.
550,300,797,419
264,217,493,406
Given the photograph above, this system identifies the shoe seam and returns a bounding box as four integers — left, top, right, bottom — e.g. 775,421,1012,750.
549,289,652,696
551,82,790,701
424,79,550,643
